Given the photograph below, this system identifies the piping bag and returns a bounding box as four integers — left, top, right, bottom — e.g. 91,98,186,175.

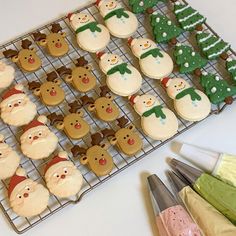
178,142,236,187
169,158,236,225
167,171,236,236
147,174,201,236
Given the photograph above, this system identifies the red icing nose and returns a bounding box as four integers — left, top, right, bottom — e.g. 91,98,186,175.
82,77,89,84
106,107,113,113
33,136,39,140
28,58,35,64
127,138,135,145
14,103,19,107
23,193,29,198
99,158,107,165
55,42,62,48
50,90,57,96
61,174,66,179
74,123,81,129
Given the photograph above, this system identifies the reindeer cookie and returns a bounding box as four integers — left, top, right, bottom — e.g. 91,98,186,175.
96,0,138,38
47,101,90,140
28,71,65,106
71,133,114,176
128,37,173,80
80,86,119,122
68,12,110,53
3,39,41,72
0,62,15,89
102,116,142,156
33,23,69,57
57,57,96,93
129,94,178,140
97,52,142,96
161,77,211,122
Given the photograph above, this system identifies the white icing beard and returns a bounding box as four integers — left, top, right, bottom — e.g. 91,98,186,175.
1,100,37,126
0,66,15,89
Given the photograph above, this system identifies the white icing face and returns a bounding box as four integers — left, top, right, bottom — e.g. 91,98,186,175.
10,179,49,217
0,62,15,89
99,53,123,73
69,13,95,31
20,126,58,160
131,38,156,58
166,78,191,99
133,94,160,116
99,0,121,16
0,94,36,126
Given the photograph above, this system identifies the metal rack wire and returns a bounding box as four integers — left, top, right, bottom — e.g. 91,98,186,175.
0,0,235,233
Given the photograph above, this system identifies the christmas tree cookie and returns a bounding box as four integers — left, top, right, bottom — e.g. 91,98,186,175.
200,72,236,105
196,31,230,60
226,58,236,83
174,43,207,75
129,0,166,14
150,12,182,44
174,1,206,31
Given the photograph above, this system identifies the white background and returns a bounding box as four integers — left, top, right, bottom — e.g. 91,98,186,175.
0,0,236,235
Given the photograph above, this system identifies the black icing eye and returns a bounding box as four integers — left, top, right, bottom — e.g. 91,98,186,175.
123,136,126,139
30,54,32,57
84,73,87,76
64,170,68,174
126,134,129,138
70,122,73,125
0,152,2,156
78,17,81,20
26,187,30,191
149,98,152,100
108,59,110,62
143,101,146,104
95,158,97,160
76,120,78,122
47,89,49,92
52,87,54,89
107,103,110,106
79,75,82,78
57,39,60,42
101,154,104,156
25,57,27,59
18,195,22,199
174,85,177,88
106,4,108,7
57,175,60,178
102,105,104,108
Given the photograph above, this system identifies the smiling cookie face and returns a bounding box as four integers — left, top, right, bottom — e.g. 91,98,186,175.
99,53,123,73
166,78,190,99
69,13,94,31
99,0,120,15
131,38,156,58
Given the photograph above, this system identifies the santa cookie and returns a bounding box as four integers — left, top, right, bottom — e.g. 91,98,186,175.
68,12,110,53
8,168,49,217
96,0,138,38
0,62,15,89
0,134,20,180
130,94,178,140
45,151,83,198
20,116,58,160
0,84,37,127
97,52,142,96
128,37,173,80
162,77,211,122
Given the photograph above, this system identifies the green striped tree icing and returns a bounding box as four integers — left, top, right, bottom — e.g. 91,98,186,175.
226,58,236,83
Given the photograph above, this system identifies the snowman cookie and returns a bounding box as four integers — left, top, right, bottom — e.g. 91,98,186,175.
96,0,138,38
128,37,173,80
68,12,110,53
0,134,20,180
0,62,15,89
129,94,178,140
8,168,49,217
162,77,211,122
45,151,83,198
97,52,142,96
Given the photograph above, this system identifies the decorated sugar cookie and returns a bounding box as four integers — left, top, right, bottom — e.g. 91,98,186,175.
0,134,20,180
0,84,37,126
128,37,173,79
226,58,236,83
8,168,49,217
97,52,142,96
129,94,178,140
96,0,138,38
45,151,83,198
0,62,15,89
20,116,58,160
162,77,211,121
68,12,110,53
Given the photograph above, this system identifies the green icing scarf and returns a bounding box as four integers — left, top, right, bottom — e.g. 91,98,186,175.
104,8,129,21
75,22,101,34
107,63,131,75
140,48,163,59
175,87,201,101
142,105,166,119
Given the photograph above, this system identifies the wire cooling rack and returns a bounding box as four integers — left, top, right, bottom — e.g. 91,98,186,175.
0,0,236,233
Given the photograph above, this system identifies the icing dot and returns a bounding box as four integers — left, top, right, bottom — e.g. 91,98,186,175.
163,32,167,37
202,71,208,76
227,88,231,92
139,1,144,6
215,76,220,81
192,52,196,56
176,43,182,47
178,49,183,55
167,20,171,25
211,87,217,93
184,62,189,68
156,17,160,22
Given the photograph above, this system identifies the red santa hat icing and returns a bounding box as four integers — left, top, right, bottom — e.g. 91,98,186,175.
67,13,74,21
2,84,24,101
0,134,4,143
95,0,102,7
129,94,139,105
96,51,106,60
127,37,134,47
161,77,171,88
23,115,48,134
8,168,27,197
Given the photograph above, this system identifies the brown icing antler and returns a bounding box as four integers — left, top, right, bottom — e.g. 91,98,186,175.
75,56,88,67
91,133,103,146
3,49,18,58
56,66,72,77
71,145,87,157
117,116,129,128
68,101,82,113
100,85,111,97
80,95,95,106
101,128,115,138
28,81,41,90
47,112,64,125
21,39,32,49
46,71,58,82
33,32,46,41
51,23,62,33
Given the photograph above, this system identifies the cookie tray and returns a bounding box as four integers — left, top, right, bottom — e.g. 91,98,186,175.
0,0,235,233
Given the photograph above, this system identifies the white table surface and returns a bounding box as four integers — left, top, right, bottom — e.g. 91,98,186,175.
1,0,236,235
